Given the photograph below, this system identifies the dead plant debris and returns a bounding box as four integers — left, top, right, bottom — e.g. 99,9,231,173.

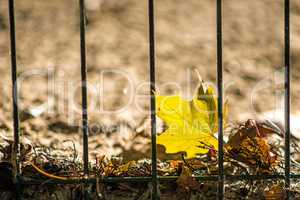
1,119,300,199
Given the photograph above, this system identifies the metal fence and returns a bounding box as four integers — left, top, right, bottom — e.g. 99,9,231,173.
6,0,294,199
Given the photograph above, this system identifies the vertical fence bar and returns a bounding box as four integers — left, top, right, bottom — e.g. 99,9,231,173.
216,0,224,199
284,0,290,198
8,0,21,199
148,0,159,199
79,0,89,182
79,0,89,198
79,0,89,176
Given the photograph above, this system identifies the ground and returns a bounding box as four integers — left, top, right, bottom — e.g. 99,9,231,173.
0,0,300,160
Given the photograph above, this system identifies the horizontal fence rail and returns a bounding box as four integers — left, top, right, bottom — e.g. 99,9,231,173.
17,174,300,185
5,0,294,199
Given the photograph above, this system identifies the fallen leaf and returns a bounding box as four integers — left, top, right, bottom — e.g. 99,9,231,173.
176,166,200,192
263,185,286,200
226,119,277,171
156,80,227,158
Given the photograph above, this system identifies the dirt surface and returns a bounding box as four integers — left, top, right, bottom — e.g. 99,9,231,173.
1,0,300,160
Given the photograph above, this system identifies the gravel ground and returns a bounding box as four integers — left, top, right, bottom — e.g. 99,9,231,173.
0,0,300,160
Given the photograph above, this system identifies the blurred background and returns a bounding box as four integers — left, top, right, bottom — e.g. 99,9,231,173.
0,0,300,160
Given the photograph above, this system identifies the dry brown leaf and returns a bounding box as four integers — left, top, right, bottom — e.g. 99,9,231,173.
225,119,277,171
263,185,286,200
176,166,201,192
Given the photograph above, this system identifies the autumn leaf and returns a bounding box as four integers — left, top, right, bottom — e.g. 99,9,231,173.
156,80,227,158
263,185,285,200
225,119,278,171
177,166,201,192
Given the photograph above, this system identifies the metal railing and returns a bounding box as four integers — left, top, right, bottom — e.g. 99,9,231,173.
6,0,293,199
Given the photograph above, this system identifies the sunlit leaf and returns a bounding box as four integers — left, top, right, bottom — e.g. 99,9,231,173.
156,80,227,158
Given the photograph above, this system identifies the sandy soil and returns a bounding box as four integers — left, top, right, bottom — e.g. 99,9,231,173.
1,0,300,160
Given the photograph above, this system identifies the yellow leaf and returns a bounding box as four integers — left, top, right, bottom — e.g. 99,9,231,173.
156,81,227,158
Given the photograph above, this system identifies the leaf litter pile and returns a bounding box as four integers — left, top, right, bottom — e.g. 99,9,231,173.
1,78,300,199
